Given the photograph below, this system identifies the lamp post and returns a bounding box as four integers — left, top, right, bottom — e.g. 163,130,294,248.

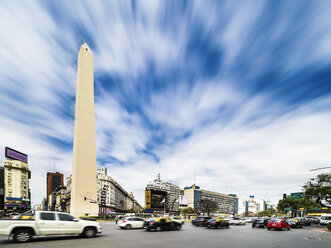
309,166,331,172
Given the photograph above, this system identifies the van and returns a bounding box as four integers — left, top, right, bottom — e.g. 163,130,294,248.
320,214,331,225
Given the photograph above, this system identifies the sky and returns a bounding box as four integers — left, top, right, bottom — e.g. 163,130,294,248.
0,0,331,207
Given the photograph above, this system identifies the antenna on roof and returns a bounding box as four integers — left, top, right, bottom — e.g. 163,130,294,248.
193,165,196,185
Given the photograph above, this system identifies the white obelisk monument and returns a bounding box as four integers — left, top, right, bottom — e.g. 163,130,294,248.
70,43,98,217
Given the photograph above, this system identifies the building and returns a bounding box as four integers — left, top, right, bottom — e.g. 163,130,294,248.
70,43,98,217
247,196,265,214
145,174,181,214
65,176,72,212
184,184,237,214
66,167,142,215
237,197,248,216
97,167,137,213
46,172,63,205
3,147,31,213
0,166,4,211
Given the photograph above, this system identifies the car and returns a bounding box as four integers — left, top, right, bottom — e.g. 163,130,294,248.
267,219,290,231
252,218,268,228
320,214,331,225
243,217,253,223
118,217,145,229
206,218,230,229
229,217,246,225
194,217,212,227
0,211,102,243
145,217,182,231
287,219,303,228
299,218,311,226
171,217,184,225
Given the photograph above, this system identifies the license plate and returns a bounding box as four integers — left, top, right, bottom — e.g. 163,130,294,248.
272,224,276,226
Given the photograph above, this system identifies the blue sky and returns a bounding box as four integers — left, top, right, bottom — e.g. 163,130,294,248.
1,0,331,206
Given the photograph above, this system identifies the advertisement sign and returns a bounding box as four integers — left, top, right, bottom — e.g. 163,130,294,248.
291,192,304,200
150,190,167,209
6,197,22,201
145,190,151,208
249,195,254,198
5,147,28,163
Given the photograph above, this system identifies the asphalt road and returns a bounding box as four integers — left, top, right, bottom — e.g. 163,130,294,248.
0,222,330,248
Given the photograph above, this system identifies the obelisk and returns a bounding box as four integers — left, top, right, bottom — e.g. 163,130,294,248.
70,43,98,217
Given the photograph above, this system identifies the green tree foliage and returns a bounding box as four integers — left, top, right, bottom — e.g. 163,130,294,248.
182,207,195,216
200,199,218,216
256,210,271,217
303,173,331,207
277,197,317,217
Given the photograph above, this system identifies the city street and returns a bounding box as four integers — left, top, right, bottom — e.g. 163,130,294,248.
0,222,330,248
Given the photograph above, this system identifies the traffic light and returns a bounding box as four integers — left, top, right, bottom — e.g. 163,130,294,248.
283,194,287,200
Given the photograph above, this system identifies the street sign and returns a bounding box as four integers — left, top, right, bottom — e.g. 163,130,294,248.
284,207,291,211
321,207,328,210
291,192,304,199
299,208,305,210
312,207,321,210
90,201,97,204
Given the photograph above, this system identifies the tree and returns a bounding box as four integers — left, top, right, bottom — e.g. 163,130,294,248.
303,173,331,207
277,197,316,217
182,207,195,217
256,210,271,217
200,199,218,216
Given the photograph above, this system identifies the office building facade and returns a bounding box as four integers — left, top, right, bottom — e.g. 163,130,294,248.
3,147,31,213
46,172,64,204
184,184,237,214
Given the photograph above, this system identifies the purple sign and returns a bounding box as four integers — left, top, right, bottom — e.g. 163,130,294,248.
5,147,28,163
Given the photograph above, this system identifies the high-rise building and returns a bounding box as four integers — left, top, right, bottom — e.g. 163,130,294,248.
0,166,4,211
184,184,237,214
3,147,31,213
70,43,99,217
46,172,63,204
145,174,181,214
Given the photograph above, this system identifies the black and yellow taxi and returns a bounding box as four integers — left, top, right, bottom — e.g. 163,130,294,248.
206,218,230,229
145,217,182,231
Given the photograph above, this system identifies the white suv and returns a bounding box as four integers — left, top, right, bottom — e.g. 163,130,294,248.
320,214,331,225
118,217,145,229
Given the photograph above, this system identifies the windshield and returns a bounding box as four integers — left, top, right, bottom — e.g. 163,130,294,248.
256,220,264,223
270,220,281,223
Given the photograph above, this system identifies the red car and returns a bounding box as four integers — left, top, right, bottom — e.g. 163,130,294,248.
267,219,290,231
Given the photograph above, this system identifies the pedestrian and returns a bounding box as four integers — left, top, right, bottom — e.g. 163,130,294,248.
115,216,118,224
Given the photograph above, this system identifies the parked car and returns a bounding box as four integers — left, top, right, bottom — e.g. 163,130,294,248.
0,211,102,243
320,214,331,225
252,218,268,228
243,217,253,223
145,217,181,231
299,218,311,226
171,217,184,225
194,217,212,227
118,217,145,229
287,219,303,228
267,219,290,231
206,218,230,229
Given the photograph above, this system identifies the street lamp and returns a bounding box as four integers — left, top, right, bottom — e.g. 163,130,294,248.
309,166,331,172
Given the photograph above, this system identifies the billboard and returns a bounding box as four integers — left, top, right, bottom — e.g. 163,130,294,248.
151,190,167,209
5,147,28,163
145,190,151,208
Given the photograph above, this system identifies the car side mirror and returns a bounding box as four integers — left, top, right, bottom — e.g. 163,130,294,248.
73,218,79,222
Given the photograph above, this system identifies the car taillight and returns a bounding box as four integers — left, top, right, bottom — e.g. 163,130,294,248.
122,220,126,223
211,222,216,224
149,222,155,226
